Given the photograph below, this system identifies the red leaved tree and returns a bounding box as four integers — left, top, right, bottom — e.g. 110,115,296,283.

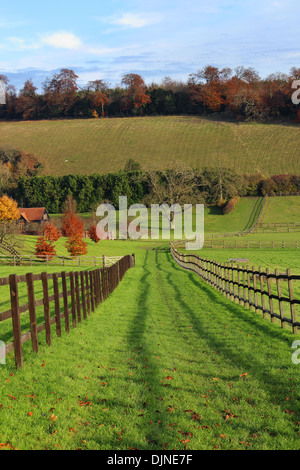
35,236,56,260
66,235,88,257
87,224,100,243
61,212,84,238
44,223,61,242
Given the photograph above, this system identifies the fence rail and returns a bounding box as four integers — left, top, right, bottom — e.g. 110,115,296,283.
202,239,300,250
170,242,300,334
0,253,135,368
0,254,123,268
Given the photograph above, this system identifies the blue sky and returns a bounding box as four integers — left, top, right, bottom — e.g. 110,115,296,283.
0,0,299,91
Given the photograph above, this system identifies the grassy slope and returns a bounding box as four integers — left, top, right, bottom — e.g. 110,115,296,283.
0,248,300,450
259,196,300,224
0,116,299,176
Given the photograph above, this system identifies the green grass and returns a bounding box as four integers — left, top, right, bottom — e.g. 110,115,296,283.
1,246,300,450
0,116,299,176
259,196,300,225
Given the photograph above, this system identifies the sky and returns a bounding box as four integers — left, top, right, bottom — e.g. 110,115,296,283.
0,0,299,91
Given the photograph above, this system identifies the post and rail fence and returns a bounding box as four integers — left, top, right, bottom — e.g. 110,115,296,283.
0,253,135,368
170,241,300,334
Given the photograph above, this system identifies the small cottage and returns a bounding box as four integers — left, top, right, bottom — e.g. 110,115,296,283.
18,207,50,225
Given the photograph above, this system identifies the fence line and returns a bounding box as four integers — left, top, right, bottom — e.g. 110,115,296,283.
0,254,124,268
202,239,300,250
0,253,135,368
170,242,300,334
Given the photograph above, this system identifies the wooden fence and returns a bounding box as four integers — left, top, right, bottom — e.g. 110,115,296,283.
253,222,300,233
0,254,122,268
0,253,135,368
170,242,300,334
203,239,300,250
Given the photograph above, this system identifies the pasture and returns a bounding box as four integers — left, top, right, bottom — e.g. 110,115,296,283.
0,116,299,176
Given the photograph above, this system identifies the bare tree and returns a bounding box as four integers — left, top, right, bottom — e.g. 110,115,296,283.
145,162,203,230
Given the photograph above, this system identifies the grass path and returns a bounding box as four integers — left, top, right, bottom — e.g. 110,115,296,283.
0,248,300,450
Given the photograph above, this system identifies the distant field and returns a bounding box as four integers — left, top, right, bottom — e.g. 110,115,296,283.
259,196,300,224
0,116,299,176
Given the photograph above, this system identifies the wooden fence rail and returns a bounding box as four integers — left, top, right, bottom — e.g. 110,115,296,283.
0,253,135,368
170,242,300,334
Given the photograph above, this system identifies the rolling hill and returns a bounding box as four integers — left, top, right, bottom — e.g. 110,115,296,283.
0,116,299,176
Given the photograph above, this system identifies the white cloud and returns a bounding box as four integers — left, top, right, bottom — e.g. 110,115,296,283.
108,12,162,29
41,32,82,50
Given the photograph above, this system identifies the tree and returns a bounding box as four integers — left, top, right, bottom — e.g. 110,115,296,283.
66,234,88,257
145,162,203,229
87,224,100,243
43,69,78,117
124,159,141,172
0,195,20,222
121,73,151,113
44,222,61,242
86,80,110,117
16,79,39,119
35,236,56,260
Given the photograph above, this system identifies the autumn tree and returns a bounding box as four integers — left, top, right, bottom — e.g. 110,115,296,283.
66,234,88,257
35,236,56,260
0,195,21,247
86,80,110,117
16,79,40,119
121,73,151,113
189,66,232,112
87,224,100,243
43,69,78,117
44,222,61,242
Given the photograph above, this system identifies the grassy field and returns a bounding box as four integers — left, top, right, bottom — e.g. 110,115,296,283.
0,194,300,450
259,196,300,225
0,246,300,450
0,116,299,176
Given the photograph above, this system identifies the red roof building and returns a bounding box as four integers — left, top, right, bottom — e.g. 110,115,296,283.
18,208,50,225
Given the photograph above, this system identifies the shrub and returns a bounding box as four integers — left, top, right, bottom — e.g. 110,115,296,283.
35,236,56,260
44,222,61,242
65,235,88,257
223,196,240,214
87,224,100,243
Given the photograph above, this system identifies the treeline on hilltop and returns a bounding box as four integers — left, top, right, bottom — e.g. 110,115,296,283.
13,169,300,214
1,65,300,122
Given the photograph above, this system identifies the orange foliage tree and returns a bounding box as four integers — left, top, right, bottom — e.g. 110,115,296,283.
66,234,88,257
44,222,61,242
35,236,56,260
87,224,100,243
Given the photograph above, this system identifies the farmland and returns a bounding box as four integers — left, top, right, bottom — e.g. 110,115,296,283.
0,116,299,176
0,175,300,450
1,245,300,450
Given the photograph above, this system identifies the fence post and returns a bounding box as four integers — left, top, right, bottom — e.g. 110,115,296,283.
266,268,275,323
41,272,51,346
74,272,82,323
9,274,23,369
26,273,39,353
275,269,285,329
69,272,77,328
287,269,297,334
84,271,91,315
89,271,95,313
80,271,87,320
61,271,70,332
52,273,61,337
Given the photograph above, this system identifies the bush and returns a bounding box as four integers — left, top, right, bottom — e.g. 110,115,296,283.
35,236,56,260
223,196,240,214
